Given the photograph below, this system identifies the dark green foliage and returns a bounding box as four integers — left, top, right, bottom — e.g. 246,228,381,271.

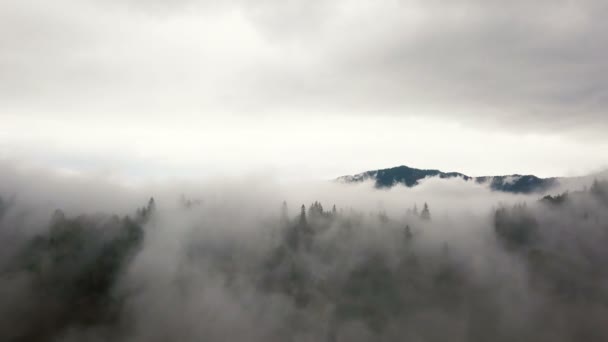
309,201,324,218
136,197,156,223
283,204,314,252
494,203,539,247
590,178,608,204
404,225,413,241
541,192,569,205
4,184,608,341
335,254,402,332
2,203,147,341
339,165,557,193
351,165,470,188
261,244,314,309
420,202,431,221
479,175,557,194
299,204,306,224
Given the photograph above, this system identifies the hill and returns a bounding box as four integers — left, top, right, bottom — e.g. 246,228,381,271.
337,165,558,193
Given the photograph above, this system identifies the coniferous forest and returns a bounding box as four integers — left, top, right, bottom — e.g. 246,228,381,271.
2,178,608,342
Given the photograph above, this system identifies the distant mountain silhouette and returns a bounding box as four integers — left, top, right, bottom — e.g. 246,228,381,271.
336,165,558,193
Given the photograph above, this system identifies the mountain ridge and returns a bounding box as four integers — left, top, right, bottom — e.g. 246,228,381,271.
336,165,558,193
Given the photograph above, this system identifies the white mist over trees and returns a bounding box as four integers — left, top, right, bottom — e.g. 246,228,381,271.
1,163,608,341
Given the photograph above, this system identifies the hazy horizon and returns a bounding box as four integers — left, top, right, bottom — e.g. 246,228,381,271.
2,0,608,180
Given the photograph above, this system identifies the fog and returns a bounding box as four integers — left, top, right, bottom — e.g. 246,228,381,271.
1,161,608,341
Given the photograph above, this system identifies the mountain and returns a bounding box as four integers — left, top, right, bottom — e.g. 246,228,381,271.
336,165,558,194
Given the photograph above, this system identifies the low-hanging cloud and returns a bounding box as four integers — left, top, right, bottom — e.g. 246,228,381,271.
1,162,608,341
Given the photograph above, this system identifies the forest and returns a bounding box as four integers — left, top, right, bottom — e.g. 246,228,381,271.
1,178,608,342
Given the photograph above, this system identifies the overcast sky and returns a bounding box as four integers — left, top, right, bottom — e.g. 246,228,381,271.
1,0,608,181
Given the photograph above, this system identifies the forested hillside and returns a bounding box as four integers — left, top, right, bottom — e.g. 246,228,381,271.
2,181,608,341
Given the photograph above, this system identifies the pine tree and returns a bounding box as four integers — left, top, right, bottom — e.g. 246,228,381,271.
280,201,289,224
147,197,156,213
136,197,156,223
309,201,324,218
404,225,413,241
300,204,307,224
420,202,431,221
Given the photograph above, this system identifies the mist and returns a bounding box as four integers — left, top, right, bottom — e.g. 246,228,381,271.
1,161,607,342
3,0,608,340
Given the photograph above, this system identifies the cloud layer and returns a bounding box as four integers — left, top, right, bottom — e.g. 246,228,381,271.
2,0,608,180
1,163,608,341
2,0,607,133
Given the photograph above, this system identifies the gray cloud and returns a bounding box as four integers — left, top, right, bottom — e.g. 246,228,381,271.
246,0,608,134
1,0,607,136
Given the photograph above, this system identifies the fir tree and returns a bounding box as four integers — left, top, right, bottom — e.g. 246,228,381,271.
404,225,413,241
300,204,307,224
420,203,431,221
280,201,289,224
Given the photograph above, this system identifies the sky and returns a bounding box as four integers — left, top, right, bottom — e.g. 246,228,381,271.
2,0,608,181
